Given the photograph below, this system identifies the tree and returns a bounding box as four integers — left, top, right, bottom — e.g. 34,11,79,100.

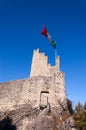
83,102,86,110
73,102,86,130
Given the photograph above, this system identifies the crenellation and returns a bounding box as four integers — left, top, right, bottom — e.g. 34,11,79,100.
30,49,61,77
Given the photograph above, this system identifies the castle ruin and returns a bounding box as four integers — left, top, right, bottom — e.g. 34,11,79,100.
0,48,67,111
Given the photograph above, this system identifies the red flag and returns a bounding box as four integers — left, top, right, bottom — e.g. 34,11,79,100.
41,26,56,48
41,26,48,37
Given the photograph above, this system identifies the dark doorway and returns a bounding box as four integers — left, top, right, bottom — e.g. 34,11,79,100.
40,91,49,109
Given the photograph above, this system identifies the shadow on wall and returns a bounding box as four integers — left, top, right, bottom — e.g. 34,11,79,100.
0,116,16,130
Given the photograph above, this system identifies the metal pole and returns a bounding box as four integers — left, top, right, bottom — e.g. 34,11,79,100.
55,48,57,66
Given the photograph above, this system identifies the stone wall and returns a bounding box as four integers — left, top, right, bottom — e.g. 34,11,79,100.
0,73,66,111
0,80,24,111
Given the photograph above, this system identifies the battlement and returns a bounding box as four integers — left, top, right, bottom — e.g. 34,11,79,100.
30,48,60,77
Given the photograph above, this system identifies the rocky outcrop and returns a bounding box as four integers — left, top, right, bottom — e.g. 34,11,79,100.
0,103,75,130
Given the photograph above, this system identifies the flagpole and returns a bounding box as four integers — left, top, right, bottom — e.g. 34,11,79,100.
55,48,57,66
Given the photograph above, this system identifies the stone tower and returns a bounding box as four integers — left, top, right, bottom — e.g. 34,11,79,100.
30,48,60,77
30,48,67,109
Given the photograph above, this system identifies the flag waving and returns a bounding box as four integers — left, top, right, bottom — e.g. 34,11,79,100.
41,26,56,49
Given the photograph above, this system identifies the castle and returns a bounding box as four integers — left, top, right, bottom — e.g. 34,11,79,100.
0,49,67,111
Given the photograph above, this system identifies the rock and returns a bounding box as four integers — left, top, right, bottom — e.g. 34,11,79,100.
26,115,56,130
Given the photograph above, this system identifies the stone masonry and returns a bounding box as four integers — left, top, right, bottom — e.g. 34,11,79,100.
30,48,60,77
0,48,67,111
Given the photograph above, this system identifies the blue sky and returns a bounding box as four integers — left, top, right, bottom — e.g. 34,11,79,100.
0,0,86,106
